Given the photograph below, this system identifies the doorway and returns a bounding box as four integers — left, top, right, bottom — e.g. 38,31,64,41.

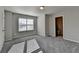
55,16,63,37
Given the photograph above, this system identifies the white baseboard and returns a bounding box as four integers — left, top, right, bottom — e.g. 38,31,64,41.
64,37,79,43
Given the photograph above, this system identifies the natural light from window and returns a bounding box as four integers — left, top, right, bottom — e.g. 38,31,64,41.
18,18,34,32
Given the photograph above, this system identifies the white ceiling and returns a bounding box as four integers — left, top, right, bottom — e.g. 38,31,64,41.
4,6,79,14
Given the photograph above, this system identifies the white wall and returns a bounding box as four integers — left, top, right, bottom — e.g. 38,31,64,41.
48,15,55,36
5,11,13,41
4,6,45,36
38,13,45,36
0,6,45,51
45,15,49,36
45,15,54,36
50,8,79,43
0,7,4,52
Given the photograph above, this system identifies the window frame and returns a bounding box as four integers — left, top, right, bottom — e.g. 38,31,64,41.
18,17,35,32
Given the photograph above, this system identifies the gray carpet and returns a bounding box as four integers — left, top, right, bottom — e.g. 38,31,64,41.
1,35,79,53
36,36,79,53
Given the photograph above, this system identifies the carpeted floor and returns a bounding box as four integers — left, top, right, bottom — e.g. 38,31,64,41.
8,42,25,53
1,35,79,53
7,39,42,53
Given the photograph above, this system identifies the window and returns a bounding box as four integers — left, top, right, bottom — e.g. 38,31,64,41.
18,18,34,32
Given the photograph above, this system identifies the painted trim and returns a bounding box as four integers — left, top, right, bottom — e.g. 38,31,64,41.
64,37,79,44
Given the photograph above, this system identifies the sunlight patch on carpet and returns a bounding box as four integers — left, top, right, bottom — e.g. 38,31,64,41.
27,39,40,53
8,42,25,53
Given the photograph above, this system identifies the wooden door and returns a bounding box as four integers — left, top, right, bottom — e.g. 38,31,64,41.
55,16,63,37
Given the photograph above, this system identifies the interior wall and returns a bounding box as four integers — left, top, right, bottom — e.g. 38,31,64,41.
45,14,53,36
45,15,49,36
5,11,13,41
38,13,45,36
4,7,46,37
0,6,45,51
12,13,38,38
48,15,55,36
50,9,79,43
0,7,4,52
5,11,38,40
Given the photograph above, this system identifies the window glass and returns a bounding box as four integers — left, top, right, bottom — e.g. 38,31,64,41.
18,18,34,32
18,18,27,31
27,19,34,25
27,25,34,30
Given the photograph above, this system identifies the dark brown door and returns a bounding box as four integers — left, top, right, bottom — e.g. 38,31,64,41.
55,16,63,37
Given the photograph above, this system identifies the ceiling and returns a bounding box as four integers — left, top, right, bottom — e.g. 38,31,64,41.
4,6,79,14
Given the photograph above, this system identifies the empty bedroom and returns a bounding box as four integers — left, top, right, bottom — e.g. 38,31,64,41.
0,6,79,53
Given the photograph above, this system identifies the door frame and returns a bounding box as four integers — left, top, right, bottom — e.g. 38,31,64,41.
55,16,63,37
